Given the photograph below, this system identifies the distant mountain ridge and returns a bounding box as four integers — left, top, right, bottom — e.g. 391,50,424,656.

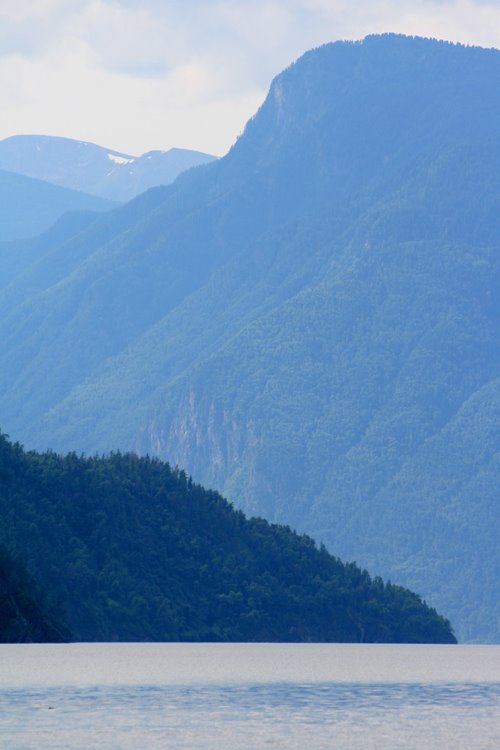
0,169,116,241
1,34,498,642
0,135,217,201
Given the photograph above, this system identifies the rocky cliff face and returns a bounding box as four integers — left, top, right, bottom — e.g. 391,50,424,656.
141,387,264,518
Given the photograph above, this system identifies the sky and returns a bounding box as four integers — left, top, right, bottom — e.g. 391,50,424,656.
1,0,500,157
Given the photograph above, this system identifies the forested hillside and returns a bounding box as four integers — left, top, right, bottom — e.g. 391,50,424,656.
0,432,455,643
0,34,498,641
0,545,69,643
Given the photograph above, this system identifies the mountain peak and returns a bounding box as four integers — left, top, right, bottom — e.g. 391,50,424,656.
0,135,216,201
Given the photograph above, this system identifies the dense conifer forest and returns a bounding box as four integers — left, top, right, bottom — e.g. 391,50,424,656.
0,545,69,642
0,433,455,643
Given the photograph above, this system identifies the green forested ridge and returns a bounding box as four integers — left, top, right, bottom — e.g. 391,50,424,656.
0,35,498,642
0,432,455,643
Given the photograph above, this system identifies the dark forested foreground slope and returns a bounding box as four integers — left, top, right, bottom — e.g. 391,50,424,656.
0,35,498,642
0,433,455,643
0,545,69,643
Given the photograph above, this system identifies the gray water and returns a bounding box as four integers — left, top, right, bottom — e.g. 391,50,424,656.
1,643,499,749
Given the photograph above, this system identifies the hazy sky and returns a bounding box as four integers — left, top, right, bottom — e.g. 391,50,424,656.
1,0,500,156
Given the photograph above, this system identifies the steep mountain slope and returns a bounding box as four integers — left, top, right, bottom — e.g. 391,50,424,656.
0,34,498,641
0,170,116,241
0,135,217,201
0,432,455,643
0,210,109,291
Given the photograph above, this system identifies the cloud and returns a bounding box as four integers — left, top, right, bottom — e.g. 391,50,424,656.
1,0,500,156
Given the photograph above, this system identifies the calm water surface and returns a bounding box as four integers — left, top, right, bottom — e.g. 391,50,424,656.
1,643,499,749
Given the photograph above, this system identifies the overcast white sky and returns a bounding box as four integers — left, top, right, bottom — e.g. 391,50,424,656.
1,0,499,156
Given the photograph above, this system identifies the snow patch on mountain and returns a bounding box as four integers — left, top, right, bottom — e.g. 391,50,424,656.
107,153,135,165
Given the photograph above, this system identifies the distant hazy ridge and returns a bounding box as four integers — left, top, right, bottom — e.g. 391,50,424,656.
0,135,217,201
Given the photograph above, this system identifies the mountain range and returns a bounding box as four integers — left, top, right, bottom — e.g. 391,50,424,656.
0,34,498,642
0,135,217,202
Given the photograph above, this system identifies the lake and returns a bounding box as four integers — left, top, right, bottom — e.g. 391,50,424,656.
1,643,499,749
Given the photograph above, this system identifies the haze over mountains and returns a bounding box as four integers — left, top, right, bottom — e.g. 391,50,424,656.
0,135,217,202
0,169,116,241
1,34,498,642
